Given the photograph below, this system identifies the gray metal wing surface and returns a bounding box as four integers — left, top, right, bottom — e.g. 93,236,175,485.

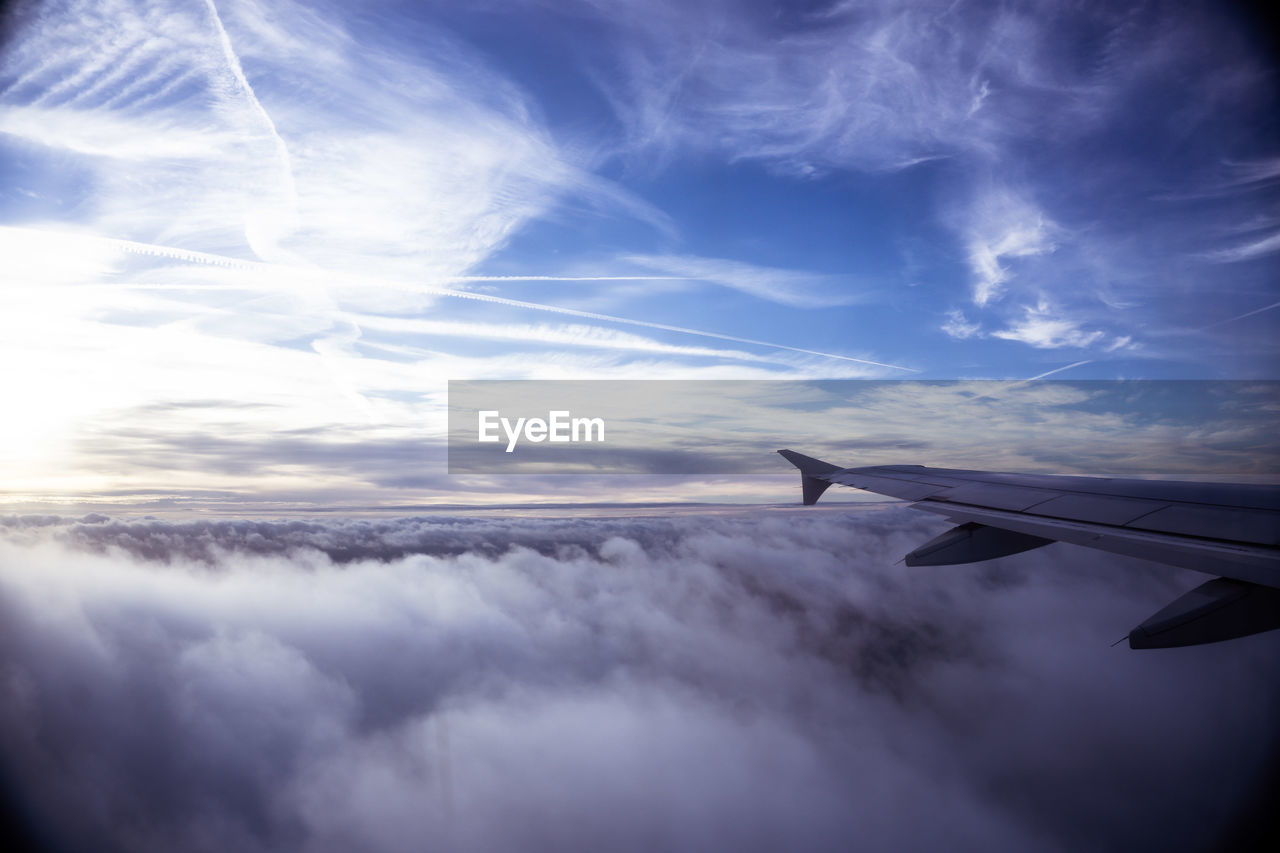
778,449,1280,648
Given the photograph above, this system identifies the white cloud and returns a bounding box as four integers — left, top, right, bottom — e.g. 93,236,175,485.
962,187,1056,306
991,300,1103,349
941,309,981,340
1104,335,1134,352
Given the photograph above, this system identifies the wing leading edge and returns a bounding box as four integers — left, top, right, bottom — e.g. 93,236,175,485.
778,449,1280,649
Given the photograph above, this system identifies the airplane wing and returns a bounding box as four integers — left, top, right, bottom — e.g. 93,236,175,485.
778,449,1280,649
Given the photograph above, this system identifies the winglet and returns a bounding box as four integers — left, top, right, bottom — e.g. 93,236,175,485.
777,450,842,476
777,449,843,505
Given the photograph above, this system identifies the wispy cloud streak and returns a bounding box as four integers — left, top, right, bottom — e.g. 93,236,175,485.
0,226,907,369
1202,231,1280,264
992,301,1104,350
626,254,868,308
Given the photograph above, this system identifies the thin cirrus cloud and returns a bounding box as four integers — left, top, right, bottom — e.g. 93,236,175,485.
0,0,667,277
3,0,292,255
625,253,868,308
1202,230,1280,264
1188,159,1280,265
0,0,918,505
572,0,1277,363
588,0,1007,173
941,309,981,340
0,0,896,359
0,0,1277,508
582,0,1075,325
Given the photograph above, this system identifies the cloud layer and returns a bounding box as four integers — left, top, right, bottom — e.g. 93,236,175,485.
1,509,1277,852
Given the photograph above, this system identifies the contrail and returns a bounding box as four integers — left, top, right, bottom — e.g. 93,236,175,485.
1026,360,1092,380
1198,299,1280,330
431,287,917,371
7,227,918,372
448,275,690,282
204,0,298,248
55,231,253,268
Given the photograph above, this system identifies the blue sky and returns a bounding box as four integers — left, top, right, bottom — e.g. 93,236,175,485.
0,0,1278,507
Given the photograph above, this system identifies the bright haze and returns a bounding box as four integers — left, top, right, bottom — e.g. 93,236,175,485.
0,2,1278,852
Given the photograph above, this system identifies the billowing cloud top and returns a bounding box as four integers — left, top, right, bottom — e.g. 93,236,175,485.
2,508,1279,851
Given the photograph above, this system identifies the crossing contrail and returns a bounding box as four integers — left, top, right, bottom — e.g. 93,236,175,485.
1198,299,1280,330
447,275,689,282
5,226,918,372
1026,360,1092,380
